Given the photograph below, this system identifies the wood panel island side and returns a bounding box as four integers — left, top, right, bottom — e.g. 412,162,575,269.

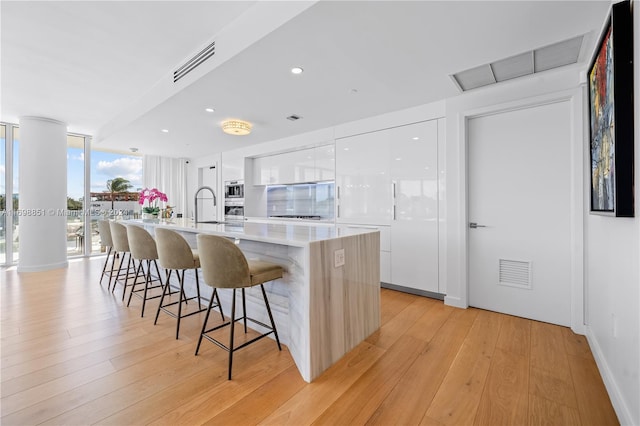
129,219,380,383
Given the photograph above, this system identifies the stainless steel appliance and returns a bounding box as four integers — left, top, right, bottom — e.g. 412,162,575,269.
224,180,244,221
224,200,244,221
224,180,244,199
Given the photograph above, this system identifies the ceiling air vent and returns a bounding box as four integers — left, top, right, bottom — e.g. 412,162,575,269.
286,115,302,121
174,40,216,83
451,34,584,92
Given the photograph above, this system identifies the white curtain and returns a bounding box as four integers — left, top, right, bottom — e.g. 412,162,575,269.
143,155,187,217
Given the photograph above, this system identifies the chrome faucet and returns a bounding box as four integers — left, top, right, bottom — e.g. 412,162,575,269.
194,186,217,223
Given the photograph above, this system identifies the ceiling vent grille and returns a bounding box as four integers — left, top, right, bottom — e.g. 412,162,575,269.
174,41,216,83
286,114,302,121
451,35,584,92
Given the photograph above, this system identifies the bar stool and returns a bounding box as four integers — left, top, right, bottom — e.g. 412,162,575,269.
109,221,137,300
154,227,223,339
126,224,164,317
97,220,116,289
195,234,283,380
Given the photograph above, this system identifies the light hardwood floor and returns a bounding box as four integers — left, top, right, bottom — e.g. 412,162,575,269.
1,257,618,425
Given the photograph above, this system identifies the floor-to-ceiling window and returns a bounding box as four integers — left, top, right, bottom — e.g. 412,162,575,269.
12,128,20,263
1,125,6,264
89,148,143,254
67,134,86,256
0,123,143,265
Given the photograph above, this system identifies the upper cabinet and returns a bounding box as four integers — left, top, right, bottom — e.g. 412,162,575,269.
314,144,335,181
252,145,334,185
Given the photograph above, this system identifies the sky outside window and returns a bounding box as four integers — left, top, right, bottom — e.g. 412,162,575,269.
67,149,142,201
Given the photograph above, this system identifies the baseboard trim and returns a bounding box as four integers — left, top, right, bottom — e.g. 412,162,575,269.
443,295,466,309
17,260,69,273
585,325,634,426
380,282,444,300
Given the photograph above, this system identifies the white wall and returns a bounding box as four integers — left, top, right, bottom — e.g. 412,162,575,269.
583,3,639,425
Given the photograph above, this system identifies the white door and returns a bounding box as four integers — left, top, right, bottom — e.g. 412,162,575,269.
468,101,572,326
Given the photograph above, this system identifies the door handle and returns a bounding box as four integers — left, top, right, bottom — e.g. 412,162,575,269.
469,222,487,229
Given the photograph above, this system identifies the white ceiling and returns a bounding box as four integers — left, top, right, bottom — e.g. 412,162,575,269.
1,1,611,158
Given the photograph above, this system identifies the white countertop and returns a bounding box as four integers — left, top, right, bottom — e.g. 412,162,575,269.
130,218,376,248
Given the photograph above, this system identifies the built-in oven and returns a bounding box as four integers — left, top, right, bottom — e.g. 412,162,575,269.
224,180,244,221
224,200,244,221
224,180,244,199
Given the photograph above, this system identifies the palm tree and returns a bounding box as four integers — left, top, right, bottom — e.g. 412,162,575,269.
105,177,133,210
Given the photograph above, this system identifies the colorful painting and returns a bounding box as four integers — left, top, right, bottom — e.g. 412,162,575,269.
588,0,634,217
589,25,614,212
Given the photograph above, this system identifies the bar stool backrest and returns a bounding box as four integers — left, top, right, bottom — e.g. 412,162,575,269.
126,225,158,261
97,220,113,247
197,234,251,289
110,222,130,252
155,227,197,270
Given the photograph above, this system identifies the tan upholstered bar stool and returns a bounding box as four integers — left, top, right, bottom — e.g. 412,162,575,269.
154,227,223,339
97,220,117,289
126,224,164,317
195,234,283,380
109,221,138,300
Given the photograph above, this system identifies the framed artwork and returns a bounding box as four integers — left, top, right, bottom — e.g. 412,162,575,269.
588,0,634,217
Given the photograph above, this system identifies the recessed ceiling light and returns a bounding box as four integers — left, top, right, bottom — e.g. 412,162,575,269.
161,129,169,133
205,108,215,113
412,137,420,140
291,67,304,74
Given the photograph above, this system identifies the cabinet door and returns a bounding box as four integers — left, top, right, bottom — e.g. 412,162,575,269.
294,148,316,183
336,131,391,225
314,144,335,181
390,120,439,292
266,149,316,185
253,157,271,185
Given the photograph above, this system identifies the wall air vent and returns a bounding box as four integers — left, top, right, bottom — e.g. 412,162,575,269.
174,40,216,83
451,34,584,92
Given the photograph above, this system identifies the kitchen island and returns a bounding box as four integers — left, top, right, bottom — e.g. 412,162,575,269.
130,218,380,382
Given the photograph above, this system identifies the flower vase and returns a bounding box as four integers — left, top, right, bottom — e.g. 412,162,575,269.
142,212,158,220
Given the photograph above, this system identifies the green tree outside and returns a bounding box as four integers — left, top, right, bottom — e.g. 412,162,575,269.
105,177,133,210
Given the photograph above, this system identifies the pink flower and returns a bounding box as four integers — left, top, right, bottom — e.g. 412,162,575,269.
139,188,168,212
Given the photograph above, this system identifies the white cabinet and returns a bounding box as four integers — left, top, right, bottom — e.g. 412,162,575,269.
335,131,391,225
390,120,439,293
335,119,441,294
314,144,335,181
253,156,276,185
252,145,333,185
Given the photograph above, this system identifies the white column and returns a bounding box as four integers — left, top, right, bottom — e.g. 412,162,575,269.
17,116,68,272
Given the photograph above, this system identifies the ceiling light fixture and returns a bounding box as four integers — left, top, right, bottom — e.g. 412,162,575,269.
205,108,215,113
221,119,252,136
161,129,169,133
291,66,304,74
